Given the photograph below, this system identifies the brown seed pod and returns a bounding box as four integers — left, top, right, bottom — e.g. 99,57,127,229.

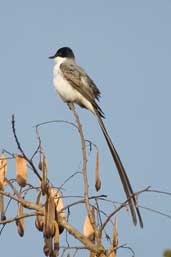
0,153,7,190
0,194,6,221
83,208,95,242
41,155,48,195
43,237,52,256
38,160,43,171
95,150,101,191
16,203,25,237
50,222,59,257
52,189,66,234
17,220,24,237
35,191,44,232
35,214,44,232
112,216,118,253
16,155,28,187
44,193,56,238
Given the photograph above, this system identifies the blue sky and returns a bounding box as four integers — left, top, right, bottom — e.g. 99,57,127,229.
0,1,171,257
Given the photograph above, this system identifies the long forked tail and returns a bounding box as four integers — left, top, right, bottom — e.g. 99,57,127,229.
94,108,143,228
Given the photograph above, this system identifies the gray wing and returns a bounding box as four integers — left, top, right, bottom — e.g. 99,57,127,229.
60,61,105,117
60,61,101,101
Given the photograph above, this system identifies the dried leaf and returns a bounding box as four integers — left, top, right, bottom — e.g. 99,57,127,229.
83,208,95,242
44,194,56,238
16,203,25,237
95,151,101,191
0,153,7,190
16,155,27,187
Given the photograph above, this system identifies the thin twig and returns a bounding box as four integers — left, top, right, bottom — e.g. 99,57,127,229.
35,119,78,130
6,178,22,199
118,244,135,257
61,195,107,212
101,186,150,232
11,115,42,181
139,205,171,219
146,188,171,196
0,212,42,225
0,190,42,211
59,171,82,190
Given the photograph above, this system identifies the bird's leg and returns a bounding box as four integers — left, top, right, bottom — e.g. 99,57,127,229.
67,102,75,111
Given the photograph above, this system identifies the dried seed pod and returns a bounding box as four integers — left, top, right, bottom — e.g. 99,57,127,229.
39,154,47,173
16,203,25,237
35,214,44,232
0,194,6,221
0,153,7,190
44,237,52,256
50,222,59,257
41,155,48,195
16,155,27,187
112,216,118,250
38,160,43,171
52,189,66,234
17,220,24,237
35,191,44,232
0,154,7,220
83,208,95,242
95,150,101,191
44,194,56,238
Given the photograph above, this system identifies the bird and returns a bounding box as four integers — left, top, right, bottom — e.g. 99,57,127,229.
49,46,143,228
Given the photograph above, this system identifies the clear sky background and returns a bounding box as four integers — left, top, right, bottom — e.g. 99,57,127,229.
0,1,171,257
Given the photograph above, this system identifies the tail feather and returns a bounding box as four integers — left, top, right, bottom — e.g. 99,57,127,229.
94,108,143,228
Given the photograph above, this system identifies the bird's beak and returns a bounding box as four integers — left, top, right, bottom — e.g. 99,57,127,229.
48,55,56,59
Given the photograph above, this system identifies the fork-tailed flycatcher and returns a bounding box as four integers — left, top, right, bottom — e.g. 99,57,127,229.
49,47,143,228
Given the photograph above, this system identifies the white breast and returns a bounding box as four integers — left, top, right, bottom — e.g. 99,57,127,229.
52,57,95,114
53,58,80,102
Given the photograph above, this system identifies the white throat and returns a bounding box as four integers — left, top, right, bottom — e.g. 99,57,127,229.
52,57,67,79
54,56,66,69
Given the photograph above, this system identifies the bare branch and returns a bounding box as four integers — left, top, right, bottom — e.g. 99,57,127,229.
58,216,105,255
12,115,42,181
0,212,41,225
69,104,99,242
101,186,150,232
35,119,78,130
0,190,41,211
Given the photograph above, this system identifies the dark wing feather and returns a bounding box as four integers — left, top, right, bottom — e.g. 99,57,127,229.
61,61,100,100
60,61,104,117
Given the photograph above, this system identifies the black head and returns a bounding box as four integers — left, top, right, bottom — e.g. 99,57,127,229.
49,47,75,59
